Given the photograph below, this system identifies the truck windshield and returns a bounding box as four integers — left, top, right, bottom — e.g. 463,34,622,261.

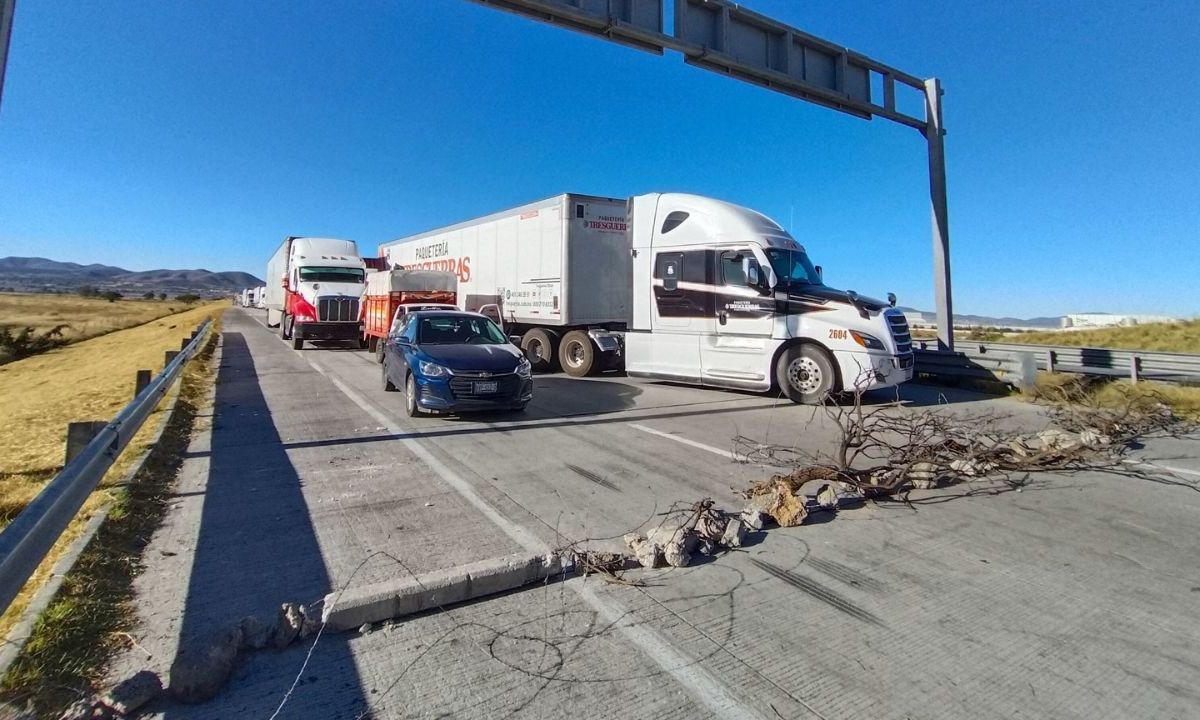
299,266,365,283
417,316,507,345
764,249,822,286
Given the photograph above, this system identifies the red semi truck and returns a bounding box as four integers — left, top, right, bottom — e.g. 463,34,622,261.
361,269,459,361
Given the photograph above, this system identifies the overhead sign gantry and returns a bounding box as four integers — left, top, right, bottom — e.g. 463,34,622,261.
473,0,955,350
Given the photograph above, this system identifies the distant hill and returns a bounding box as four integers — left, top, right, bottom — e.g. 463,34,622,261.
898,306,1063,329
0,257,262,296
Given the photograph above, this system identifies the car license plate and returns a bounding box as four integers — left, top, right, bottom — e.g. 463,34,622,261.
474,381,498,394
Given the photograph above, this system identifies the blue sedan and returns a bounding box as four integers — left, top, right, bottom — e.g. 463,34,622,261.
382,311,533,417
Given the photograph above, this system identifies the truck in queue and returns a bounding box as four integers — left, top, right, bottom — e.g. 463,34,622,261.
265,236,366,350
361,269,459,361
378,193,913,403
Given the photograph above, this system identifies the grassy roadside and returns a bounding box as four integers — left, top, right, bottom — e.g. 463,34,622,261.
1012,320,1200,353
1024,372,1200,422
0,293,198,349
0,304,224,646
0,323,220,715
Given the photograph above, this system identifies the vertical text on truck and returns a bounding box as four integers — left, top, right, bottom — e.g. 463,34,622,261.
265,236,366,350
379,193,913,403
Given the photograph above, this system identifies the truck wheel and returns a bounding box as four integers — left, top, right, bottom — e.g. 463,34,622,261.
292,336,304,351
776,344,837,404
521,328,560,373
404,374,424,417
374,339,386,364
280,313,291,339
382,359,397,391
559,331,595,377
367,335,378,354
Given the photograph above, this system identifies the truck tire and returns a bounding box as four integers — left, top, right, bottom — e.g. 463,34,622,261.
521,328,560,373
776,344,837,404
292,336,304,351
280,312,291,339
559,331,595,377
367,335,378,354
374,338,386,364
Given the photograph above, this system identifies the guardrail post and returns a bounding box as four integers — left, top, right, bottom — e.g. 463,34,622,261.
164,350,179,366
1047,350,1056,373
179,337,191,352
1011,351,1038,391
65,421,107,464
1130,354,1140,384
134,369,152,398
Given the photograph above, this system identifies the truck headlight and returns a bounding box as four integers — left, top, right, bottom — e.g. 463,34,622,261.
849,331,886,350
419,361,451,378
516,355,532,378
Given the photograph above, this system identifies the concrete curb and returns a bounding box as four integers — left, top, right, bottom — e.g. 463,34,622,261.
0,331,221,679
321,552,572,631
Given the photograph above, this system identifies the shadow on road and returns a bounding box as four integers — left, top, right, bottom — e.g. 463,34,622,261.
167,332,368,719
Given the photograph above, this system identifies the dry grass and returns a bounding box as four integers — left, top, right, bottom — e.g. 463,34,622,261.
998,320,1200,353
1026,372,1200,422
0,324,221,716
0,303,224,645
0,292,192,346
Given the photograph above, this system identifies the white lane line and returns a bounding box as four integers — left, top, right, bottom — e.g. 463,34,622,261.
299,353,761,720
629,423,738,460
1128,460,1200,478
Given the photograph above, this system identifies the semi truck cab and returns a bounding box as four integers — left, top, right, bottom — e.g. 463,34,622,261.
624,193,913,403
269,237,365,350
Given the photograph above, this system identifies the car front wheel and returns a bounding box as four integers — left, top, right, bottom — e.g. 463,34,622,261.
404,374,423,417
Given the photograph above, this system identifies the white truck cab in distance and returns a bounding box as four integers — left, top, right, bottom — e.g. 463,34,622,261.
624,193,913,402
265,236,366,350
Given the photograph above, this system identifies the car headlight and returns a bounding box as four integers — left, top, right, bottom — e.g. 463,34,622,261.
849,331,886,350
516,355,532,378
419,360,451,378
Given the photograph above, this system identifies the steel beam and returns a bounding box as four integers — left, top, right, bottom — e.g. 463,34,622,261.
0,0,15,112
924,77,954,351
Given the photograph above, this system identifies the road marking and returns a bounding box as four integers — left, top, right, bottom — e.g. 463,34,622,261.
629,423,738,460
299,353,762,720
1127,460,1200,478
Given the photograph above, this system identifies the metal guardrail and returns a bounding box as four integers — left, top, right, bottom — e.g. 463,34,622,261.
0,319,213,616
914,340,1200,386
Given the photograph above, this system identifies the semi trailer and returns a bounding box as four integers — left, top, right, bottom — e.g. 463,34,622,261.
265,236,366,350
379,193,913,403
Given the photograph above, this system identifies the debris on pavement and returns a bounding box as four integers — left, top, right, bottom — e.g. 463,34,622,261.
98,670,162,716
168,625,242,704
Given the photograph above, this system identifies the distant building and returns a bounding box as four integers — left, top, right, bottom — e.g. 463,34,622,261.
1061,313,1179,328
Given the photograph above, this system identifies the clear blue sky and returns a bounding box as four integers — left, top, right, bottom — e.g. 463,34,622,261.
1,0,1197,318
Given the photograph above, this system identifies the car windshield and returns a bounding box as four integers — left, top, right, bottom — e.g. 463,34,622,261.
298,266,365,283
416,315,507,345
764,249,822,285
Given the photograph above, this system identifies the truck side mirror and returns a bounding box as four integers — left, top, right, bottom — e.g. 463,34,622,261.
745,263,760,287
815,265,824,282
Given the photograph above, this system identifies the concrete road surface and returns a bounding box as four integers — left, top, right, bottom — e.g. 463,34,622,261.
109,308,1200,719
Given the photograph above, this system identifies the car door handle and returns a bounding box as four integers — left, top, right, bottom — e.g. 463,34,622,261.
717,311,727,325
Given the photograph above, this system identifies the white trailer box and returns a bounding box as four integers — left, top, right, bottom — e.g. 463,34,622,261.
379,194,630,328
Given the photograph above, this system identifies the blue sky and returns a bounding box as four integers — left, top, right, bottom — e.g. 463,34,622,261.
0,0,1196,318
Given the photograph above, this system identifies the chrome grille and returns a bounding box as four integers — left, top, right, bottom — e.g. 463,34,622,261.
885,311,912,354
317,296,359,323
448,373,520,398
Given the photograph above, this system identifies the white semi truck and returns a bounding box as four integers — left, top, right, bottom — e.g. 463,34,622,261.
379,193,913,403
265,236,366,350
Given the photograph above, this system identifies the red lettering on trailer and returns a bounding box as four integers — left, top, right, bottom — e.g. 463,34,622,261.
396,256,471,283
